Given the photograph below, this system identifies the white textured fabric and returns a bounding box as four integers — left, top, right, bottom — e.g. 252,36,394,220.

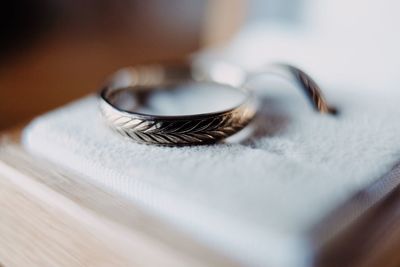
22,83,400,267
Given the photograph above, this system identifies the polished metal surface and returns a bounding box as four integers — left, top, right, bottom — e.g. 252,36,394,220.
245,63,336,114
99,63,335,146
99,65,257,145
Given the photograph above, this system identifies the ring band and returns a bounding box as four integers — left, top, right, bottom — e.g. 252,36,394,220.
99,64,257,146
99,62,335,146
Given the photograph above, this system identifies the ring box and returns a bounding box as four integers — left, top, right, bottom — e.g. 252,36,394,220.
2,83,400,267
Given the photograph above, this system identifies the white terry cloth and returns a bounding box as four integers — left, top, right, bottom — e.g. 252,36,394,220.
22,83,400,267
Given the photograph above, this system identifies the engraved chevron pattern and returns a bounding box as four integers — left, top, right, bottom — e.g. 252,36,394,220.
99,63,334,146
295,68,336,114
100,100,255,145
244,63,336,115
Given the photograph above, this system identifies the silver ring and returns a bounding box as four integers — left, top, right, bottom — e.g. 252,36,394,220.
99,64,257,146
99,63,335,146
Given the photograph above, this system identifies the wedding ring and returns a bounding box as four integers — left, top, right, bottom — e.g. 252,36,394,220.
99,64,257,145
99,62,335,146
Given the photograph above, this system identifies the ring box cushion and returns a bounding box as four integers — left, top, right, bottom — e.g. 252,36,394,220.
22,84,400,267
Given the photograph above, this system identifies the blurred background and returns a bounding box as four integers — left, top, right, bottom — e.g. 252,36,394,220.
0,0,244,129
1,0,400,130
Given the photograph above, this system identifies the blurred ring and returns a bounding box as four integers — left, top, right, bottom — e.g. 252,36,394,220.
99,64,257,146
